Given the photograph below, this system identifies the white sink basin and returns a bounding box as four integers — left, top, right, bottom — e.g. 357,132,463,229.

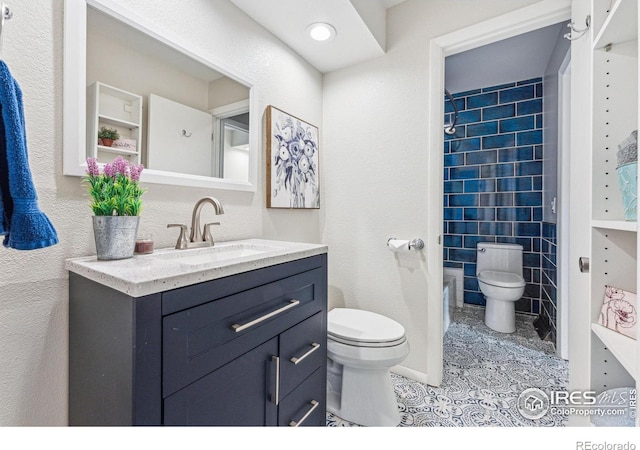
151,241,287,267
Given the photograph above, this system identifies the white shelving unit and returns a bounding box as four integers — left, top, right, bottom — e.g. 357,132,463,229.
588,0,639,427
87,81,142,164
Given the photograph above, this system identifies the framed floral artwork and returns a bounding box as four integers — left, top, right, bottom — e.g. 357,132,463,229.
266,106,320,209
598,285,637,340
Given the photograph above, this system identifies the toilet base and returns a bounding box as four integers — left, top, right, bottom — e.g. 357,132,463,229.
484,297,516,333
327,363,401,427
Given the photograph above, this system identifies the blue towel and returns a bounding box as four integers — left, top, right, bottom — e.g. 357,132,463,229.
0,61,58,250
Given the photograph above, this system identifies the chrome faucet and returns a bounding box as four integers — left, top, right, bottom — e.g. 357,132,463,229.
167,197,224,249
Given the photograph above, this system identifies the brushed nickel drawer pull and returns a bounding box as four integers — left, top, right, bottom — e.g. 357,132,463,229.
231,299,300,332
290,343,320,365
289,400,319,427
271,355,280,405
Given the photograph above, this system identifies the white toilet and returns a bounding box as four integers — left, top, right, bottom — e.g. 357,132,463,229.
326,308,409,427
476,242,526,333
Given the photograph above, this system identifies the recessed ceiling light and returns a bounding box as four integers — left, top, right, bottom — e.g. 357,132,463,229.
307,22,336,42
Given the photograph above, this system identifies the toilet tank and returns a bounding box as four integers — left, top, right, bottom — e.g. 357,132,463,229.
476,242,523,276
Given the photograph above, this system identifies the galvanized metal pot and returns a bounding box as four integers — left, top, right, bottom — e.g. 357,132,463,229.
92,215,140,260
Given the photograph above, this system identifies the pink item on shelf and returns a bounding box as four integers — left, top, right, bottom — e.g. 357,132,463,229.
598,285,637,340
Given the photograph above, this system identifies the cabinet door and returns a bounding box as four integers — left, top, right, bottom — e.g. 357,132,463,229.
163,338,278,426
278,367,326,427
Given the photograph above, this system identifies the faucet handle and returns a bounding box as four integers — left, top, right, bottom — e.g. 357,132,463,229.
203,222,220,244
167,224,189,249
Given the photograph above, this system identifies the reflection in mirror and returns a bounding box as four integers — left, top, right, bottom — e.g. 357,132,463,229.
85,5,252,184
219,113,250,182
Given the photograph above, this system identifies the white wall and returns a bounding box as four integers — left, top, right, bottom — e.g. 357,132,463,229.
543,25,571,223
0,0,322,426
322,0,539,378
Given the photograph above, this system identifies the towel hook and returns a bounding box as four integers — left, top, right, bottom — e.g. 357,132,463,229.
181,129,192,138
564,15,590,41
0,3,12,58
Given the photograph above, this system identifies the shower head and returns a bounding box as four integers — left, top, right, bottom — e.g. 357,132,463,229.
444,89,458,136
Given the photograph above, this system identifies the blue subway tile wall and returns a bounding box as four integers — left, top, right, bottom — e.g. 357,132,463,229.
444,78,544,316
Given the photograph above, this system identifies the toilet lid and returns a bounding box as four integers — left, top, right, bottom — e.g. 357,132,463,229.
477,270,525,288
328,308,406,346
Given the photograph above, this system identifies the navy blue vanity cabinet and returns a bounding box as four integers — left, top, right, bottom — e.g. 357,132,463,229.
69,253,327,426
164,337,280,425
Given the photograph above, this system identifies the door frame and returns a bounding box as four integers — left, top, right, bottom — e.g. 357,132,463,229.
426,0,571,386
557,50,571,360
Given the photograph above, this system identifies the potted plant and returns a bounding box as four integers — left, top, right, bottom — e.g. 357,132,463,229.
84,156,145,260
98,126,120,147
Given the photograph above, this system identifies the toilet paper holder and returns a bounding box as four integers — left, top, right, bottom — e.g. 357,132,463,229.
387,237,424,251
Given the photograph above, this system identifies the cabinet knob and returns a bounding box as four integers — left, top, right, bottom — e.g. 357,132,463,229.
579,257,590,273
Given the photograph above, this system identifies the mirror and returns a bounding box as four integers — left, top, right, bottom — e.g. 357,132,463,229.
63,0,258,191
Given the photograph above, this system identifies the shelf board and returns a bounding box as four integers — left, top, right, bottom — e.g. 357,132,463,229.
591,219,637,232
591,323,637,380
97,145,139,156
98,114,139,129
97,81,141,102
593,0,638,50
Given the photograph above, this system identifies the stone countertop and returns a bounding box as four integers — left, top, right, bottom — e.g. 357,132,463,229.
65,238,328,298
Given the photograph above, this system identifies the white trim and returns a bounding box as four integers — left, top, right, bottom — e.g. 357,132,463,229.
427,0,571,387
63,0,259,192
63,0,87,177
557,50,571,361
437,0,572,57
391,365,428,385
426,39,444,387
210,99,251,119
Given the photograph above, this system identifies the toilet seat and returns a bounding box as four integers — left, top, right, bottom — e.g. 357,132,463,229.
477,270,525,288
328,308,407,348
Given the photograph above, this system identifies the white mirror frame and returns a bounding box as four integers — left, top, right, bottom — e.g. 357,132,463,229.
63,0,258,191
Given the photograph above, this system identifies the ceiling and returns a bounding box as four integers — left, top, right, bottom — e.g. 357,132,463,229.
445,21,568,94
229,0,407,73
228,1,566,79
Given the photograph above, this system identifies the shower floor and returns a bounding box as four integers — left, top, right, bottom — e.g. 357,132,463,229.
327,306,568,427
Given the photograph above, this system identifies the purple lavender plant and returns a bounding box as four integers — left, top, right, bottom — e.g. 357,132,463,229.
84,156,145,216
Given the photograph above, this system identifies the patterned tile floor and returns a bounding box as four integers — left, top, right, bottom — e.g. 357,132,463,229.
327,306,569,427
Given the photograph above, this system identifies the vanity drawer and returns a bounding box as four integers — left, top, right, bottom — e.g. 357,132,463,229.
278,311,326,401
278,367,326,427
163,266,326,397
